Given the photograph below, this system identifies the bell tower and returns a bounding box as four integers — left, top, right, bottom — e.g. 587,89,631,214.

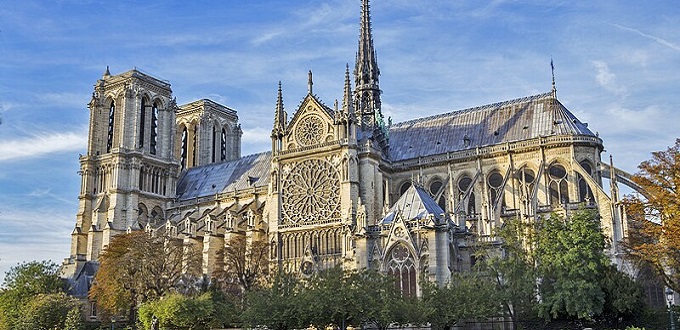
69,68,179,263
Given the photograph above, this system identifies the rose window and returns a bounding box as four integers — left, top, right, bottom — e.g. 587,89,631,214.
295,115,325,146
281,159,341,226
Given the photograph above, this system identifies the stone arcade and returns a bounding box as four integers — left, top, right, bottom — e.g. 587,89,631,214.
62,0,642,309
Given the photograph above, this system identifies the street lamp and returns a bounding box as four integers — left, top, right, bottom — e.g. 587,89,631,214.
666,288,676,330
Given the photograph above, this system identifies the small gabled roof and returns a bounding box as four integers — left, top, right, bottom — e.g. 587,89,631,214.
380,185,446,225
176,152,271,201
388,92,596,161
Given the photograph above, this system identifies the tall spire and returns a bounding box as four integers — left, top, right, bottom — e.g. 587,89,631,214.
355,0,380,90
272,81,286,138
354,0,386,151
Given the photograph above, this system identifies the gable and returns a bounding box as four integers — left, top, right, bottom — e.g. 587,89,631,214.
284,95,337,149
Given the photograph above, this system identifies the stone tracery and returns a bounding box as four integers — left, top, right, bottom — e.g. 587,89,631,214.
281,158,341,226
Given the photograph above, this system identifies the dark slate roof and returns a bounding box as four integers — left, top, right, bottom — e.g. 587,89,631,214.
63,261,98,297
176,152,271,201
380,185,446,225
388,93,595,161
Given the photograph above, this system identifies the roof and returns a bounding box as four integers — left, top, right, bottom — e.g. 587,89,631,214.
380,185,447,225
388,92,596,161
176,152,271,201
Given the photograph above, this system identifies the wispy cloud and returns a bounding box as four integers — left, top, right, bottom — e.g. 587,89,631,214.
0,131,87,162
613,24,680,52
592,61,627,96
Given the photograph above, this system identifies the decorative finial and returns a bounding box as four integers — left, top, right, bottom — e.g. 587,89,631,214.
551,58,556,97
308,70,313,94
104,65,111,77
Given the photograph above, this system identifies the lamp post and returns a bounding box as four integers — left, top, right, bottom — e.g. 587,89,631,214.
110,318,116,330
667,288,676,330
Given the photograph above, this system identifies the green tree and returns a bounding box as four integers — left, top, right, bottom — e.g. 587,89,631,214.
138,293,214,330
479,217,539,323
242,271,304,330
63,305,85,330
15,293,81,330
536,209,608,320
421,272,501,330
0,260,64,330
348,269,407,330
624,138,680,292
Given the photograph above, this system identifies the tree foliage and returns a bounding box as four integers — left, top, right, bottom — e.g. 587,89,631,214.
476,209,642,325
0,260,65,330
479,217,539,322
138,293,215,330
536,210,609,320
624,138,680,292
89,231,201,319
242,271,304,330
421,272,501,330
15,293,82,330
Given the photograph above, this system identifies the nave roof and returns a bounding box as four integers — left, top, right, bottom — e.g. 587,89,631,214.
175,152,271,201
388,92,596,161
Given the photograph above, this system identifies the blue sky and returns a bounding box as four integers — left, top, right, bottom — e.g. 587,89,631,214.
0,0,679,278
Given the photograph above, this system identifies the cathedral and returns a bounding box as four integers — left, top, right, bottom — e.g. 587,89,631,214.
62,0,641,303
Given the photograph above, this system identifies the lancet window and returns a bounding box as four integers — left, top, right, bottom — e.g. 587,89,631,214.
386,243,417,297
150,102,159,155
458,176,476,215
180,127,188,170
548,163,569,206
487,171,504,208
107,101,115,153
139,98,146,148
399,181,411,197
578,161,595,204
429,179,446,211
221,128,227,161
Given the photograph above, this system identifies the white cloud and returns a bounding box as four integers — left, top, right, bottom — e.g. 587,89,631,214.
592,61,627,96
0,131,87,162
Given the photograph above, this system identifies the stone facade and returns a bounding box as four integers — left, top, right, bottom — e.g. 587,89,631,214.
62,0,641,301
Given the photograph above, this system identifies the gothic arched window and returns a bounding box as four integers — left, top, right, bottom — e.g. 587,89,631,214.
578,161,594,204
137,203,149,228
549,163,569,206
487,171,504,207
192,124,198,167
399,181,411,196
516,167,536,201
211,126,217,163
150,102,159,155
458,176,475,215
180,127,188,170
386,243,417,297
221,128,227,161
429,179,446,211
107,101,115,153
139,98,146,148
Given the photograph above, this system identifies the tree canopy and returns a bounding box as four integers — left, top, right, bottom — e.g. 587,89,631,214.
624,138,680,292
0,260,83,330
